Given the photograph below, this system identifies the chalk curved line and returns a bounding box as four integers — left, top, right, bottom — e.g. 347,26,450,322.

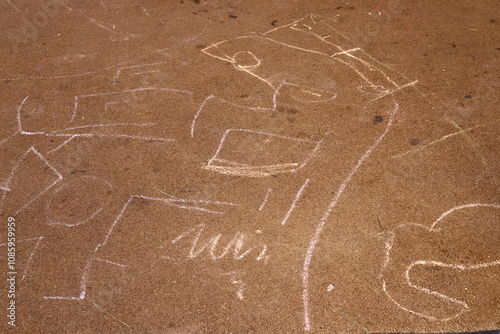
190,94,214,138
430,203,500,231
405,260,500,321
191,80,334,139
302,100,398,331
232,51,262,71
191,82,313,138
17,96,44,135
380,203,500,321
47,207,103,227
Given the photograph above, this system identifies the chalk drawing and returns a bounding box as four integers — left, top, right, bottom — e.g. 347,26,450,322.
202,14,417,101
44,258,128,301
0,146,62,216
0,10,428,332
220,271,246,300
171,223,269,263
302,101,399,331
95,195,239,252
381,203,500,321
13,95,178,149
111,62,169,85
204,129,326,177
195,13,418,330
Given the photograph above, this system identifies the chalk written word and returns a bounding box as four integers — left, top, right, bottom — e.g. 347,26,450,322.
171,224,269,263
6,217,16,326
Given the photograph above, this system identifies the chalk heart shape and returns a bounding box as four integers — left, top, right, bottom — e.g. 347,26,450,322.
381,204,500,321
45,176,113,227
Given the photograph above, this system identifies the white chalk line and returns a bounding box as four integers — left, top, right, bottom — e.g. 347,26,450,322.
302,101,398,331
190,94,273,138
46,135,77,154
380,203,500,321
95,195,239,252
141,6,151,17
0,185,11,191
191,95,214,138
112,62,170,85
43,258,128,301
258,188,273,211
406,260,500,320
281,178,310,225
0,147,63,216
430,203,500,231
15,96,176,145
51,122,158,133
204,129,323,177
204,13,416,96
0,131,20,147
6,0,21,11
47,207,103,227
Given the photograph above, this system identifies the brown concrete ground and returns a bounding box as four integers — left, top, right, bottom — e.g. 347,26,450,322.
0,1,499,333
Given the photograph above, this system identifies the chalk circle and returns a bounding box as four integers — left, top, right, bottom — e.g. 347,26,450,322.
45,176,113,227
232,51,261,71
280,82,337,103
